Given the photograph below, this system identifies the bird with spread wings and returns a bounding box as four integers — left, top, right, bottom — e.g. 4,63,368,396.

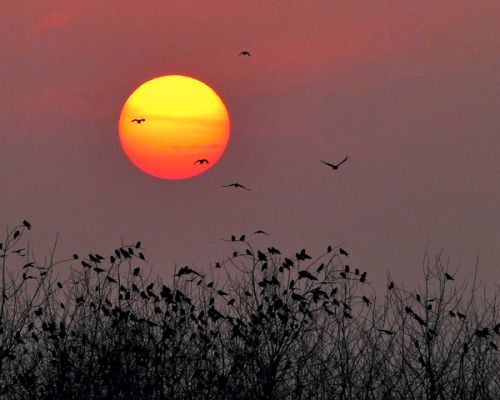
131,118,146,124
321,156,349,170
222,183,251,191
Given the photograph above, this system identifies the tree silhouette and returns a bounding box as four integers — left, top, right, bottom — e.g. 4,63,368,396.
0,223,499,399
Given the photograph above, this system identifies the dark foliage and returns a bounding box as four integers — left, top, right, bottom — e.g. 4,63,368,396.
0,222,499,399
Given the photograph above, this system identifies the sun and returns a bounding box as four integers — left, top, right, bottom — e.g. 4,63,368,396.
118,75,230,180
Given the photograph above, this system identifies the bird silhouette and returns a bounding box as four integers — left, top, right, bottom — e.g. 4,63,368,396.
253,230,269,235
131,118,146,124
321,156,348,170
239,51,251,56
222,183,250,190
298,270,318,281
475,328,490,338
296,249,311,260
388,281,395,290
444,272,454,281
194,159,209,165
339,248,349,257
174,266,201,278
343,310,353,319
362,296,371,306
268,247,281,255
22,219,31,230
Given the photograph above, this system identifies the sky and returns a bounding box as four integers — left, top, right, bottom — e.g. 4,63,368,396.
1,1,499,291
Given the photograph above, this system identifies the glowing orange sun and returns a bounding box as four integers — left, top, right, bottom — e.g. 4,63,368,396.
118,75,230,179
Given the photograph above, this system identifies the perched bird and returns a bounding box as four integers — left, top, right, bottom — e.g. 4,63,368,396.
296,249,311,260
194,159,209,165
174,266,201,278
298,270,318,281
321,156,349,171
444,272,454,281
457,312,466,320
239,51,251,57
388,281,395,290
339,248,349,257
475,328,490,338
268,247,281,255
22,220,32,230
222,183,250,190
131,118,145,124
291,293,305,302
362,296,371,306
343,311,353,319
359,272,367,283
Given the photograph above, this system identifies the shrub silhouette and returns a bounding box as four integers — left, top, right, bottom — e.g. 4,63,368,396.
0,222,499,399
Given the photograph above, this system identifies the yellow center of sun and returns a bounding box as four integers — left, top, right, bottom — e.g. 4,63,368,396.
118,75,230,179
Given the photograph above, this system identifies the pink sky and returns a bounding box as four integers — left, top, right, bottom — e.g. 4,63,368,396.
1,1,499,290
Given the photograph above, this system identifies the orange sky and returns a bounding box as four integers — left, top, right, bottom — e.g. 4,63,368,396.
1,1,499,291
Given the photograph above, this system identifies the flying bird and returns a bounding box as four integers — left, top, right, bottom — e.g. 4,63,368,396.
239,51,251,57
222,183,250,191
321,156,349,170
131,118,146,124
253,230,269,235
194,159,209,165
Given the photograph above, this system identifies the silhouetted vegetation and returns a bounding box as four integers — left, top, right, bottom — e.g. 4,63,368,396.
1,221,499,399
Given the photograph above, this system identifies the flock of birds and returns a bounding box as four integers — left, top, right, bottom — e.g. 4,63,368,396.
131,50,349,191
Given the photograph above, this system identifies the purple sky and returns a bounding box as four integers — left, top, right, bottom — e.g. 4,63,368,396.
1,1,499,290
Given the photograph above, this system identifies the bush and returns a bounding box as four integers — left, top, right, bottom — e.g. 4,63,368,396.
0,222,498,399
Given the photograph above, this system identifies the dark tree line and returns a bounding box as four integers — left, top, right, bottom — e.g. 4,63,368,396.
0,221,499,399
